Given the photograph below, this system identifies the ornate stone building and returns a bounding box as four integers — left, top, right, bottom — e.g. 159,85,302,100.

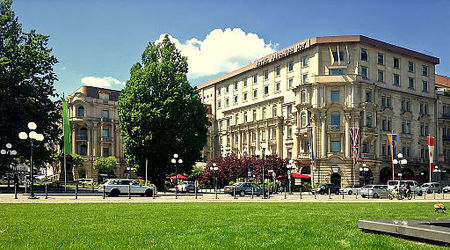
198,35,449,187
66,86,127,181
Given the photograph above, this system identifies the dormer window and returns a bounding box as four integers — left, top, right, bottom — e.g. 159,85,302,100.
99,92,110,101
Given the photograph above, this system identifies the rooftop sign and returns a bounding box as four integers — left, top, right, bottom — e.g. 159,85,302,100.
256,42,307,68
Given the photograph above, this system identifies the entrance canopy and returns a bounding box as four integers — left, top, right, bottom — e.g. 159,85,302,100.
291,173,311,179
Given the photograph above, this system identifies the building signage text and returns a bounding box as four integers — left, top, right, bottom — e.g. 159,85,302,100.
256,42,307,68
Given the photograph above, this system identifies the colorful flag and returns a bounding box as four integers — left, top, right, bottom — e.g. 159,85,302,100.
307,122,315,161
329,47,334,65
306,122,315,128
61,98,72,155
427,136,435,181
350,127,360,164
387,134,397,179
346,45,350,65
337,45,341,64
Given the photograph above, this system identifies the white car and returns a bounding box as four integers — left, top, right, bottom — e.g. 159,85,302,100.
360,185,389,198
341,185,362,195
99,179,157,197
387,180,421,195
443,185,450,193
420,182,441,194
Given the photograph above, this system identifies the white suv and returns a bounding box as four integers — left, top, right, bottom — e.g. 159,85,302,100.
99,179,157,197
420,182,441,194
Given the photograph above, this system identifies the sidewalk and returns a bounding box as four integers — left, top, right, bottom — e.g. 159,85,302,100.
1,192,449,203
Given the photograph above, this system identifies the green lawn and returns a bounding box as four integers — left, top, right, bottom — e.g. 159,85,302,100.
0,202,448,249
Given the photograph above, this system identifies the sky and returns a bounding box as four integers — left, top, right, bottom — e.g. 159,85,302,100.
10,0,450,97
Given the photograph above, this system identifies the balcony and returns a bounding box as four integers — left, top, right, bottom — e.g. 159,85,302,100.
76,135,87,141
298,152,311,159
361,153,376,160
362,127,376,133
101,136,112,142
328,125,341,132
101,117,112,123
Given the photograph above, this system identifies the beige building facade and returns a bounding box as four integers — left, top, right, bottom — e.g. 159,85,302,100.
66,86,128,181
198,35,449,187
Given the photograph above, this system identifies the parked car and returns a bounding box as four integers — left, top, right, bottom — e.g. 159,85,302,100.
223,182,266,196
341,185,362,195
312,184,340,195
420,182,441,194
177,181,197,192
360,185,389,198
99,179,157,197
443,185,450,193
387,180,421,194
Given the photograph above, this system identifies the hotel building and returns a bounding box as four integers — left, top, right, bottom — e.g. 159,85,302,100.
197,35,449,187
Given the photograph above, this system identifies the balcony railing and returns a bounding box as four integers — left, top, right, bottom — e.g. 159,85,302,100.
361,153,376,159
362,127,376,133
76,135,88,140
101,117,111,123
328,125,341,132
101,136,112,142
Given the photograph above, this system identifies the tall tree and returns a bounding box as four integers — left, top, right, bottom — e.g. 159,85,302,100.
118,35,210,188
0,0,60,175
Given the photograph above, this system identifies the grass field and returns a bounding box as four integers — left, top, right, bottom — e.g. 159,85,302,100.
0,202,448,249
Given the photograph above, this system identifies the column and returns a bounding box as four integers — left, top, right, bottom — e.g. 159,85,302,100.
345,115,350,158
246,130,251,155
321,116,326,157
278,123,283,157
100,123,104,157
256,128,260,150
87,125,91,156
72,125,76,154
238,131,242,153
111,124,115,156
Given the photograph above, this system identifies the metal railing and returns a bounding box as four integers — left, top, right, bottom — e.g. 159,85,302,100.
328,125,341,131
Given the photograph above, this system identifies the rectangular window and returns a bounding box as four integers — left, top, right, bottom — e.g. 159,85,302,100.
420,103,424,114
243,79,247,87
302,74,308,84
253,89,258,98
331,141,341,152
218,101,221,108
388,120,392,131
382,119,387,131
102,110,109,118
264,86,269,95
288,78,293,88
378,53,384,65
276,66,280,76
234,82,238,90
365,91,372,103
361,66,368,79
361,48,368,61
366,114,372,127
103,129,110,137
422,81,428,92
287,105,292,115
301,91,306,103
253,110,257,121
329,69,347,75
382,144,386,156
234,95,238,103
331,90,340,102
381,96,386,108
272,106,277,117
264,70,269,80
302,56,308,66
226,85,229,93
331,114,340,126
225,98,229,106
422,65,428,76
243,92,247,101
244,112,247,122
393,74,400,86
253,74,258,84
103,147,110,157
218,88,221,95
424,103,428,114
393,58,400,69
288,61,294,71
406,101,411,112
378,70,384,82
387,97,392,108
99,92,110,101
332,51,344,62
275,82,280,91
408,61,414,73
287,126,292,138
408,77,414,89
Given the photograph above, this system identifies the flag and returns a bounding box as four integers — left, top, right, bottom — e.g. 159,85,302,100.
427,136,435,173
61,98,72,155
337,45,341,64
307,122,315,161
350,128,360,164
387,134,397,178
306,122,315,128
346,45,350,65
329,47,334,65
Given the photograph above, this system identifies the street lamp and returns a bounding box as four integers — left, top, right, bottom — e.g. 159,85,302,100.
255,143,271,199
171,153,182,199
287,160,295,194
19,122,44,199
398,172,403,183
393,153,407,181
210,163,219,199
1,143,17,189
359,163,369,186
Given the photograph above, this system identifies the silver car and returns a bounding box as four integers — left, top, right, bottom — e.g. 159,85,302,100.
99,179,157,197
341,185,362,195
360,185,389,198
420,182,441,194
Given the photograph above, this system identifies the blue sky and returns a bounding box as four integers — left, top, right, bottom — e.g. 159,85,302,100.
11,0,450,97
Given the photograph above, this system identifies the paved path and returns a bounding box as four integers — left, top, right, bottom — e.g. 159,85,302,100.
1,192,449,203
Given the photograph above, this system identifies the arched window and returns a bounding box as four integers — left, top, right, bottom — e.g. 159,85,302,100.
301,113,307,128
77,106,85,117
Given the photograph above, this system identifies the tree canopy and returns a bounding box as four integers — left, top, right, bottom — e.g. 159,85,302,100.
93,156,118,172
0,0,60,175
118,35,210,188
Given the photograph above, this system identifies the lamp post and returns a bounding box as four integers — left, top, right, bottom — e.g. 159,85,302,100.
359,163,369,186
19,122,44,199
433,166,444,184
255,143,271,199
287,160,294,194
210,163,219,199
171,153,182,199
1,143,17,189
393,153,407,182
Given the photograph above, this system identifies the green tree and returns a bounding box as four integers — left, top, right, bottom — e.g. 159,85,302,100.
93,156,118,172
0,0,60,175
118,35,210,188
72,154,86,168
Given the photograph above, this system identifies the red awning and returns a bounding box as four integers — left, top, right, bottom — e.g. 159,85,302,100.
291,173,311,179
170,174,188,180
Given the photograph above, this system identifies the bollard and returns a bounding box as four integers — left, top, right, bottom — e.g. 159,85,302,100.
153,188,156,199
443,190,445,200
328,188,331,199
45,183,48,199
75,183,78,199
103,185,106,199
25,182,27,194
92,184,94,193
314,191,317,199
233,187,237,199
300,187,302,199
355,192,358,200
252,186,254,199
284,186,287,199
128,184,131,199
14,183,18,199
342,190,344,199
195,182,198,200
433,190,436,200
424,192,426,200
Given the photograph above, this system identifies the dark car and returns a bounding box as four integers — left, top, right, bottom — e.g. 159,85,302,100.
312,184,340,195
223,182,267,197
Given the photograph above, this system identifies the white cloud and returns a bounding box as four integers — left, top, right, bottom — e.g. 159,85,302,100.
81,76,124,88
156,28,278,79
